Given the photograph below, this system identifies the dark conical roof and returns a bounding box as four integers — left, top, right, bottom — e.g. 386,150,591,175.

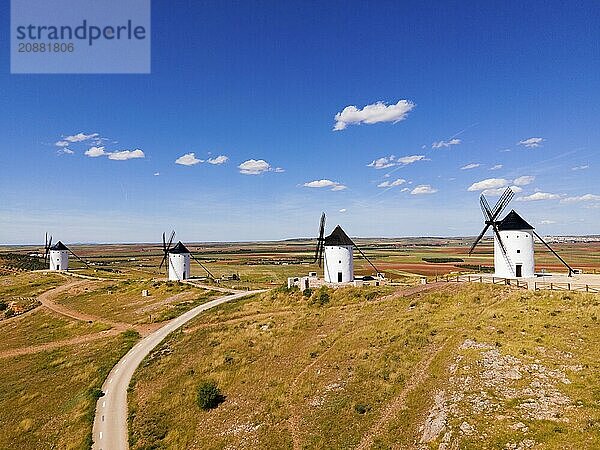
169,241,190,254
324,225,355,246
497,210,534,231
50,241,69,251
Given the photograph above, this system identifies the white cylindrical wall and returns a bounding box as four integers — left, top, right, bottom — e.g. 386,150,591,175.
168,253,190,281
323,245,354,283
49,250,68,271
494,230,535,278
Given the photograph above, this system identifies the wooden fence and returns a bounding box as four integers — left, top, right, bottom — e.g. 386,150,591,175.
435,274,528,289
533,282,600,293
435,273,600,293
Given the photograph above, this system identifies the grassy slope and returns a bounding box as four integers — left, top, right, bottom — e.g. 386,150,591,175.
128,284,600,449
0,272,65,299
54,280,219,324
0,308,111,351
0,331,139,450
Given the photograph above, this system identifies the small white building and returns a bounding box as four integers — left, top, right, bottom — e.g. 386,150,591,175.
323,225,354,283
49,241,69,271
494,210,535,278
168,241,191,281
288,276,311,290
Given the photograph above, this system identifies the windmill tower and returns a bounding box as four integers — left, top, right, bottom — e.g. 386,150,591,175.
49,241,69,271
313,213,381,284
494,210,535,278
470,187,575,277
159,231,215,282
43,233,88,271
168,242,191,281
323,226,355,283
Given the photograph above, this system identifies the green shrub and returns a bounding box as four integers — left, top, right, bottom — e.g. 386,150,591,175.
303,288,313,298
354,403,371,414
422,257,464,263
310,287,330,306
196,380,225,410
89,387,104,400
0,300,7,311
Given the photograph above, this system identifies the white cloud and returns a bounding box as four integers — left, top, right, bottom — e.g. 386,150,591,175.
303,179,346,191
367,154,425,169
518,137,544,148
84,145,145,161
482,186,522,196
400,187,410,192
154,172,160,176
468,178,509,192
572,165,589,171
339,208,347,213
432,138,461,149
460,163,480,170
377,178,406,188
238,159,280,175
490,164,503,171
55,140,69,147
274,167,285,173
85,146,106,157
517,192,560,201
333,100,415,131
513,175,535,186
540,220,556,225
367,156,396,169
411,184,437,195
175,153,203,166
108,149,145,160
64,132,99,143
207,155,229,165
561,194,600,203
397,155,425,165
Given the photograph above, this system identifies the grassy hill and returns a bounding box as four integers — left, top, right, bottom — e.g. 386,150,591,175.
128,283,600,449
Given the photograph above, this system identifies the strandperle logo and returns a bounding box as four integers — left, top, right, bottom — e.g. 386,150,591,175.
11,0,151,74
15,20,147,46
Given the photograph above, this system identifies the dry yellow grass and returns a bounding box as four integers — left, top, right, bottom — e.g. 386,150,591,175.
0,331,139,449
54,279,220,324
128,284,600,449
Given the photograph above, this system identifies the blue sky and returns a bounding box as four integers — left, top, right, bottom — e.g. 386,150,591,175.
1,1,599,244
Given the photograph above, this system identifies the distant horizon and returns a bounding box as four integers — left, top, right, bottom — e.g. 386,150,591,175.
3,234,600,248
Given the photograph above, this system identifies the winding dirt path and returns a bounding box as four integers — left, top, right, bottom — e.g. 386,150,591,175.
37,279,131,331
92,290,263,450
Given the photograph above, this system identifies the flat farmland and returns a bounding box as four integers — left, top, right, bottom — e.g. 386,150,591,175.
3,239,598,284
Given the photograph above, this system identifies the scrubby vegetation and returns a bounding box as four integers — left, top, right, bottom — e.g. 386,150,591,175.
196,380,225,410
0,253,46,271
422,257,464,263
456,263,494,273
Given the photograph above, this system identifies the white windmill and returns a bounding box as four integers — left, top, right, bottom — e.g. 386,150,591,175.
43,233,89,271
313,213,381,283
159,231,215,281
469,187,574,277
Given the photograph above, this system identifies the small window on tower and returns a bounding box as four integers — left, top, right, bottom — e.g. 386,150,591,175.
339,260,341,264
517,249,521,253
